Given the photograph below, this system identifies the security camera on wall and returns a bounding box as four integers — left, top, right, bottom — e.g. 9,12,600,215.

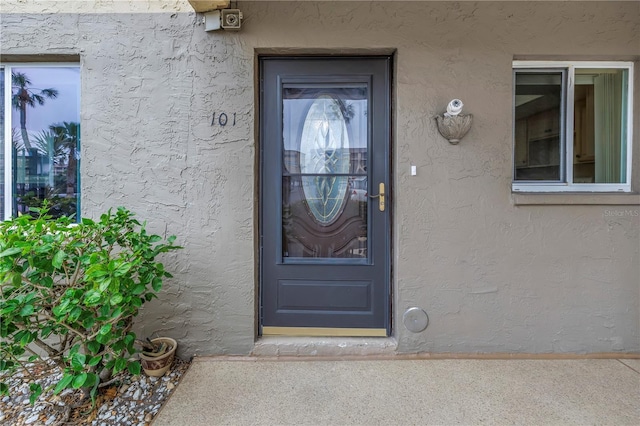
204,9,243,31
221,9,242,30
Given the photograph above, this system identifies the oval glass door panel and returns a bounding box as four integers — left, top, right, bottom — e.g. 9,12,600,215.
282,86,369,259
300,95,350,224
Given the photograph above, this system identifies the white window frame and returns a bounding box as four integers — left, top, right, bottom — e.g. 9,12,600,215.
2,65,11,219
1,62,81,220
512,61,634,193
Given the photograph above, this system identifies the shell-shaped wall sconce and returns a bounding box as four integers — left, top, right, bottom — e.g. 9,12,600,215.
435,114,473,145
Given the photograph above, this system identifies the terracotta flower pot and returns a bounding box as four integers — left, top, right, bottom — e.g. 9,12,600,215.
139,337,177,377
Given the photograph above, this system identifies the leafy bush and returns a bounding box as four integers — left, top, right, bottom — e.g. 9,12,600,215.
0,206,180,403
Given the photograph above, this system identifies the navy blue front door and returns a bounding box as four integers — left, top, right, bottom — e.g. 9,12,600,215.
260,57,391,334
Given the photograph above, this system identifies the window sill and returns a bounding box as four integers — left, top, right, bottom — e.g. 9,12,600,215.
511,192,640,205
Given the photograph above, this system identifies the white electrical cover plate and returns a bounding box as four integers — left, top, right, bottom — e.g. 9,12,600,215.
403,307,429,333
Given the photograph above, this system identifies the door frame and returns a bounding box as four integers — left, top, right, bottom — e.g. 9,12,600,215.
256,52,395,337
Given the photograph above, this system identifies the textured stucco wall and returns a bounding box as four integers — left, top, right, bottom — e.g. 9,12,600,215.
2,1,639,356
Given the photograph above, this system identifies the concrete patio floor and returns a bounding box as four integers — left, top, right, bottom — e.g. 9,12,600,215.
153,357,640,425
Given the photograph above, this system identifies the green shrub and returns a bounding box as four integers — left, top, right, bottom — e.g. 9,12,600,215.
0,206,180,403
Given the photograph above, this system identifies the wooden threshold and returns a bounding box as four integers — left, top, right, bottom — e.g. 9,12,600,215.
262,326,387,337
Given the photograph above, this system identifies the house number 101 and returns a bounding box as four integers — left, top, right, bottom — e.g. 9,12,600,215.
211,112,236,126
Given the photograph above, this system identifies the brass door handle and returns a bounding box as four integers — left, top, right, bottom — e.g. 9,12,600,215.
369,182,385,211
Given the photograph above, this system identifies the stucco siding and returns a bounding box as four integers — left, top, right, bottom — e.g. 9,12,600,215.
1,1,638,356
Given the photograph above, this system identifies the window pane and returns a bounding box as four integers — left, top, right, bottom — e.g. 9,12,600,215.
282,85,369,260
283,175,368,259
283,86,368,175
1,67,5,217
11,67,80,218
514,72,563,181
574,68,627,184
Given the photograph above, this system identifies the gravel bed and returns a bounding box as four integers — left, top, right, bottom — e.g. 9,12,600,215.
0,358,190,425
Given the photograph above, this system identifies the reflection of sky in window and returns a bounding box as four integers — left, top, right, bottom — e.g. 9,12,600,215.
11,67,79,134
283,86,368,152
284,99,367,151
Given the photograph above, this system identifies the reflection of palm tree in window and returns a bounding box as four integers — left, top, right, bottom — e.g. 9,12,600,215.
336,99,354,124
49,122,79,198
11,71,59,150
32,122,79,196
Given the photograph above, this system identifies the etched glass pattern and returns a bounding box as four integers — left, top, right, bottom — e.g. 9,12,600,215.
282,86,369,259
